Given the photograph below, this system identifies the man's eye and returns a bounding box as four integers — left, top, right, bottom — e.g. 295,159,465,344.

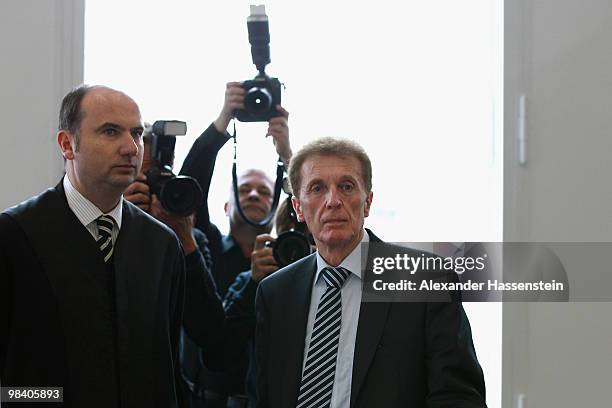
259,189,272,196
132,130,143,139
311,184,322,193
341,183,354,192
103,128,118,136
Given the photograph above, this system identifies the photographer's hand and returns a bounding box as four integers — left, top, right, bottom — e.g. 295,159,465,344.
214,81,245,133
251,234,278,283
267,105,291,168
150,195,198,255
124,173,151,212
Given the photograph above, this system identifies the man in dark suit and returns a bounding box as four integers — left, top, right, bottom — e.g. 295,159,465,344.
0,85,185,407
255,137,487,408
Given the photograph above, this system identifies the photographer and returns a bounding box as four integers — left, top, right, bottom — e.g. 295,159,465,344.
124,127,229,408
223,198,314,407
181,82,290,292
178,82,291,408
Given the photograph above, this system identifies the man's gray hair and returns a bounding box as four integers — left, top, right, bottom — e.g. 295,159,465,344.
288,137,372,197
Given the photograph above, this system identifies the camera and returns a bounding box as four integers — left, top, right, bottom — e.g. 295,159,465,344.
146,120,203,216
236,76,282,122
266,230,313,268
234,5,282,122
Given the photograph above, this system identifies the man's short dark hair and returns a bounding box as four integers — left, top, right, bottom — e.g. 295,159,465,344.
58,84,98,149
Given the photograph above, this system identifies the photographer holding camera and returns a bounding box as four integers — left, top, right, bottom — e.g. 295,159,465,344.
180,81,290,289
222,198,314,407
176,83,290,408
124,124,240,408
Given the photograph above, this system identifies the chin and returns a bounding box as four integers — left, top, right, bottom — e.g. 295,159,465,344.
110,176,135,189
244,209,267,221
321,230,354,246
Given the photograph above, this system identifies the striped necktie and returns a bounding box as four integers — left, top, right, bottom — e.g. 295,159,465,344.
96,215,114,263
296,266,351,408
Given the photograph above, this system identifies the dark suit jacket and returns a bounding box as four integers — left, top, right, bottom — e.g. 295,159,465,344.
255,230,486,408
0,182,185,408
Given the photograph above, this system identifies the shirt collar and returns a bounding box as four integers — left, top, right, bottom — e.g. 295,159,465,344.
315,229,369,283
63,174,123,229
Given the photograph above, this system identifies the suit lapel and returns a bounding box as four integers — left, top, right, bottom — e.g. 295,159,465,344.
350,230,391,408
279,254,317,408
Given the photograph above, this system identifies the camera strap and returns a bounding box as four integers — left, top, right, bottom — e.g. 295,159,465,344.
231,122,284,227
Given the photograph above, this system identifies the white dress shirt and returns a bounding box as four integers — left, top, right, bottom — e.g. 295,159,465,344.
63,175,122,244
302,230,369,408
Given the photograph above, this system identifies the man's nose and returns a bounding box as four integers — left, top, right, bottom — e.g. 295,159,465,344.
325,187,342,208
119,132,139,157
247,188,261,200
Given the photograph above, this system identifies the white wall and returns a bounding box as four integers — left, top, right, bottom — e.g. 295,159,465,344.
504,0,612,406
0,0,84,210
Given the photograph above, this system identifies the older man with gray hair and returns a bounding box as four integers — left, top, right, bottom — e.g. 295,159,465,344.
255,137,487,408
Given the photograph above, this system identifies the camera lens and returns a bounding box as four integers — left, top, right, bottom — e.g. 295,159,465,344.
273,230,312,268
244,87,272,115
160,176,203,216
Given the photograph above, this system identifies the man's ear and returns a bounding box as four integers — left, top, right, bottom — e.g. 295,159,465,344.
224,201,230,217
57,130,75,160
291,196,304,222
364,191,373,218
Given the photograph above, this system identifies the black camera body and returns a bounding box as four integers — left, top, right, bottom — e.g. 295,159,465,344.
235,75,282,122
146,120,203,216
266,230,313,268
